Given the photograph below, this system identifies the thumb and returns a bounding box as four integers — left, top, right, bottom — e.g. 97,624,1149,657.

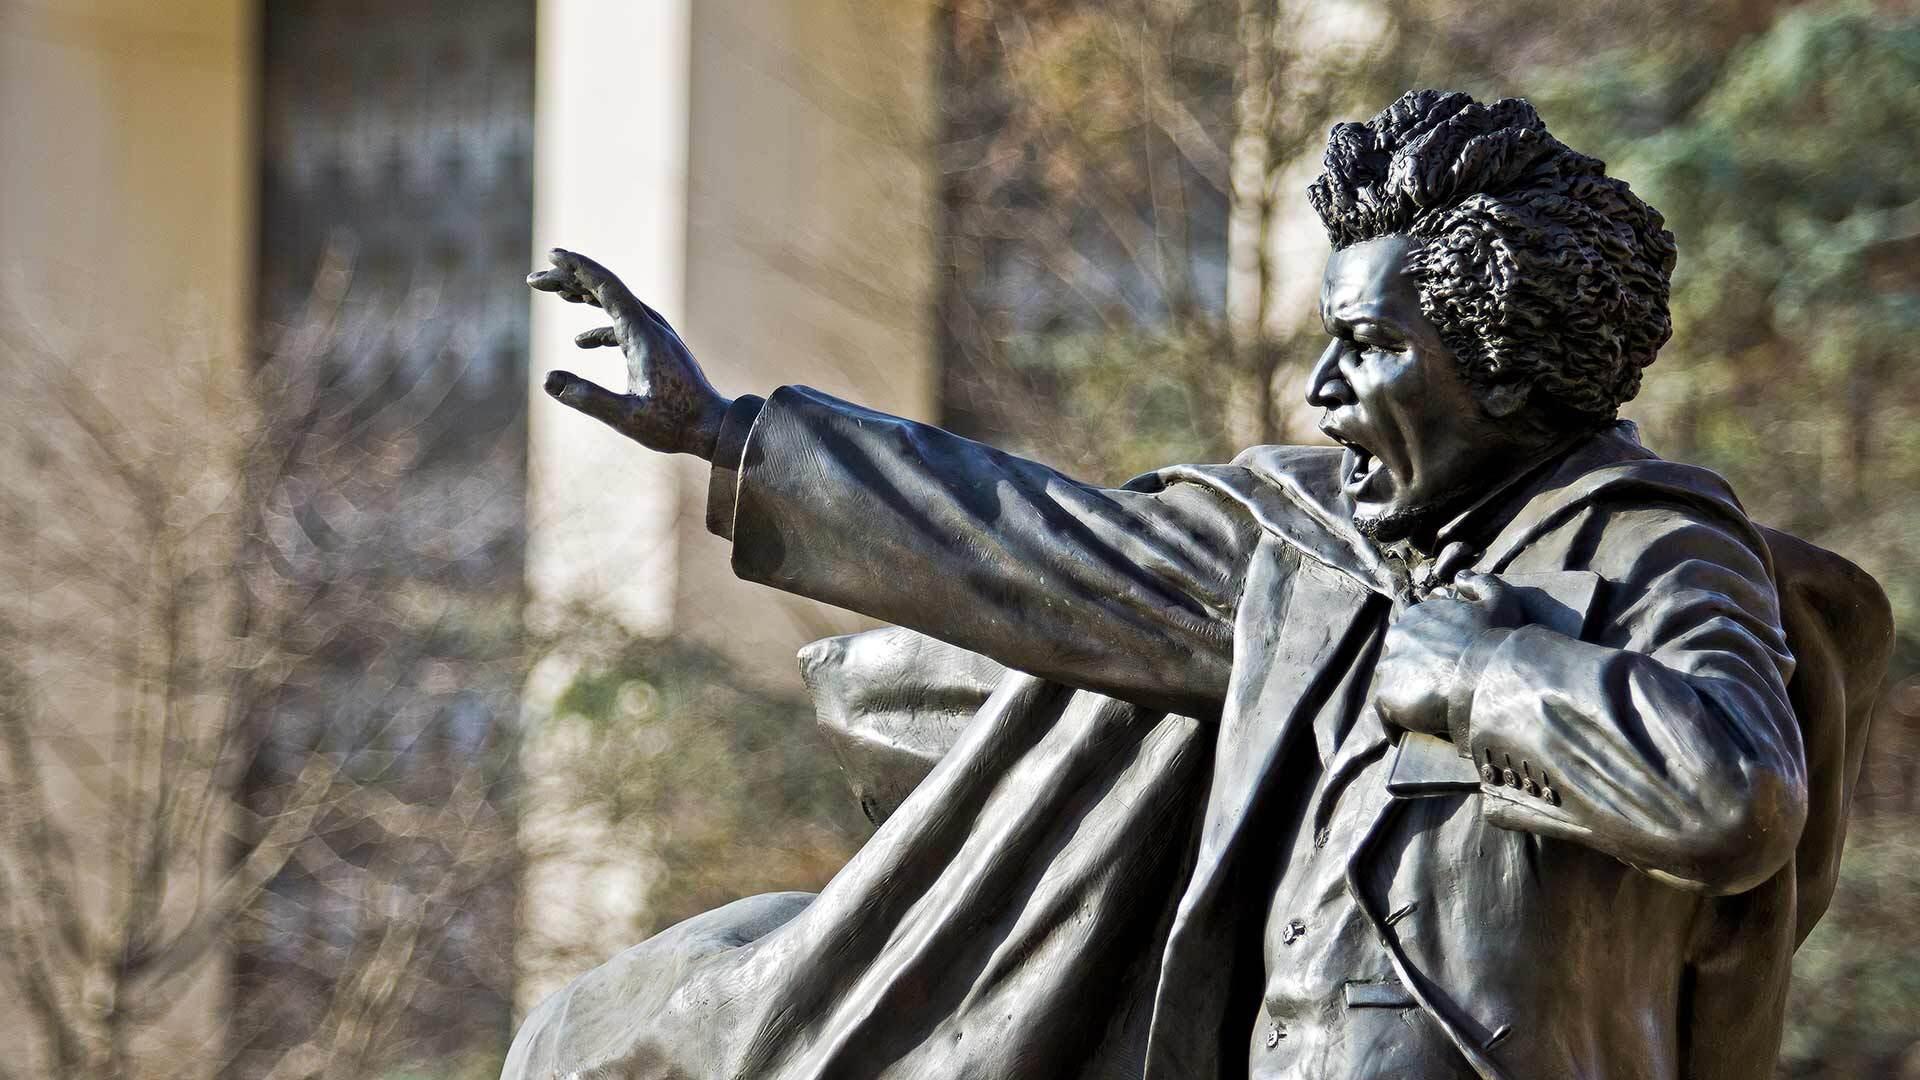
1448,571,1512,606
545,370,638,437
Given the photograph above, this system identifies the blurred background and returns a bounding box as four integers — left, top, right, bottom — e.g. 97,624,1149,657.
1,0,1915,1076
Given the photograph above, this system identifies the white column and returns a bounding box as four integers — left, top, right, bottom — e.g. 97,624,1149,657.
515,0,940,1017
518,0,696,1014
526,0,693,637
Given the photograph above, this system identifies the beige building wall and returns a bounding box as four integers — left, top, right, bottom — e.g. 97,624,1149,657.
2,0,939,1048
518,0,939,1012
0,0,252,1074
671,0,941,678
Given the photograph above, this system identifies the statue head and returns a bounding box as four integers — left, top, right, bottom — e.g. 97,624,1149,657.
1302,89,1676,543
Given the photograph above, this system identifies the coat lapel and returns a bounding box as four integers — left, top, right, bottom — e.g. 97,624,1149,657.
1142,547,1379,1080
1197,556,1379,875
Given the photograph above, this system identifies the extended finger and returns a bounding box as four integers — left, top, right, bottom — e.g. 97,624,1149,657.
527,268,600,307
574,326,620,349
543,370,638,435
537,249,611,303
526,267,570,291
554,250,642,315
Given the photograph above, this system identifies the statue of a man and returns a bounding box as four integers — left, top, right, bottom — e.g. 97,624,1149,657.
505,90,1890,1080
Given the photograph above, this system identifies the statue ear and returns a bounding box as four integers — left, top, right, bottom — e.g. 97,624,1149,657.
1479,380,1530,419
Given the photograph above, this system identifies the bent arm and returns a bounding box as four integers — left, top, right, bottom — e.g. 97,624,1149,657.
1454,512,1806,895
708,386,1261,716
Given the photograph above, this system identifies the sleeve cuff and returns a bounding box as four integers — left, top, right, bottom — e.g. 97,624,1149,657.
1447,626,1514,757
705,394,766,540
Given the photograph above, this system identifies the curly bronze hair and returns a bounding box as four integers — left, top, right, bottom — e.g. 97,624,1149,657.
1307,90,1677,421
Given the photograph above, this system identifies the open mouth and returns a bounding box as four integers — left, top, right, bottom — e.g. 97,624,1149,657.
1345,446,1379,488
1326,428,1387,494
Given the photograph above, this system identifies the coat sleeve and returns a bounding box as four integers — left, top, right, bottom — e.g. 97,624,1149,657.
708,386,1261,716
1453,505,1807,896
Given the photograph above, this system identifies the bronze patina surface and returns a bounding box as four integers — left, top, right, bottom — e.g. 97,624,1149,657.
507,90,1891,1080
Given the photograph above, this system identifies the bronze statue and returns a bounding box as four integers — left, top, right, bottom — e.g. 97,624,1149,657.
504,90,1891,1080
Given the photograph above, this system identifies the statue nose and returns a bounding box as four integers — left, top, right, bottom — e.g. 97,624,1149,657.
1306,342,1355,408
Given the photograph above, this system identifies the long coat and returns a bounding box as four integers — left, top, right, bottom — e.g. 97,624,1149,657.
503,387,1889,1080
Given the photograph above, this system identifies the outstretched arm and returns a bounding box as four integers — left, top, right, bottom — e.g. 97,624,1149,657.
718,386,1255,715
530,250,1260,716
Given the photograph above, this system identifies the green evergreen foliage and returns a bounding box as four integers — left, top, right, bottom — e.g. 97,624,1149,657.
1536,7,1920,643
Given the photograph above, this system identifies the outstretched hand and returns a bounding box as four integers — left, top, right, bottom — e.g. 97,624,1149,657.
529,248,731,460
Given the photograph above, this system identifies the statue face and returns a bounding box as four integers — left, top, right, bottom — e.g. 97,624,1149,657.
1308,234,1516,543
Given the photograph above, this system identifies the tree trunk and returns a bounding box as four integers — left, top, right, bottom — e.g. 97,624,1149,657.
1227,0,1279,446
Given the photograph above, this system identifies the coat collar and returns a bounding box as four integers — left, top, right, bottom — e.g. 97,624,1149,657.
1134,421,1680,603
